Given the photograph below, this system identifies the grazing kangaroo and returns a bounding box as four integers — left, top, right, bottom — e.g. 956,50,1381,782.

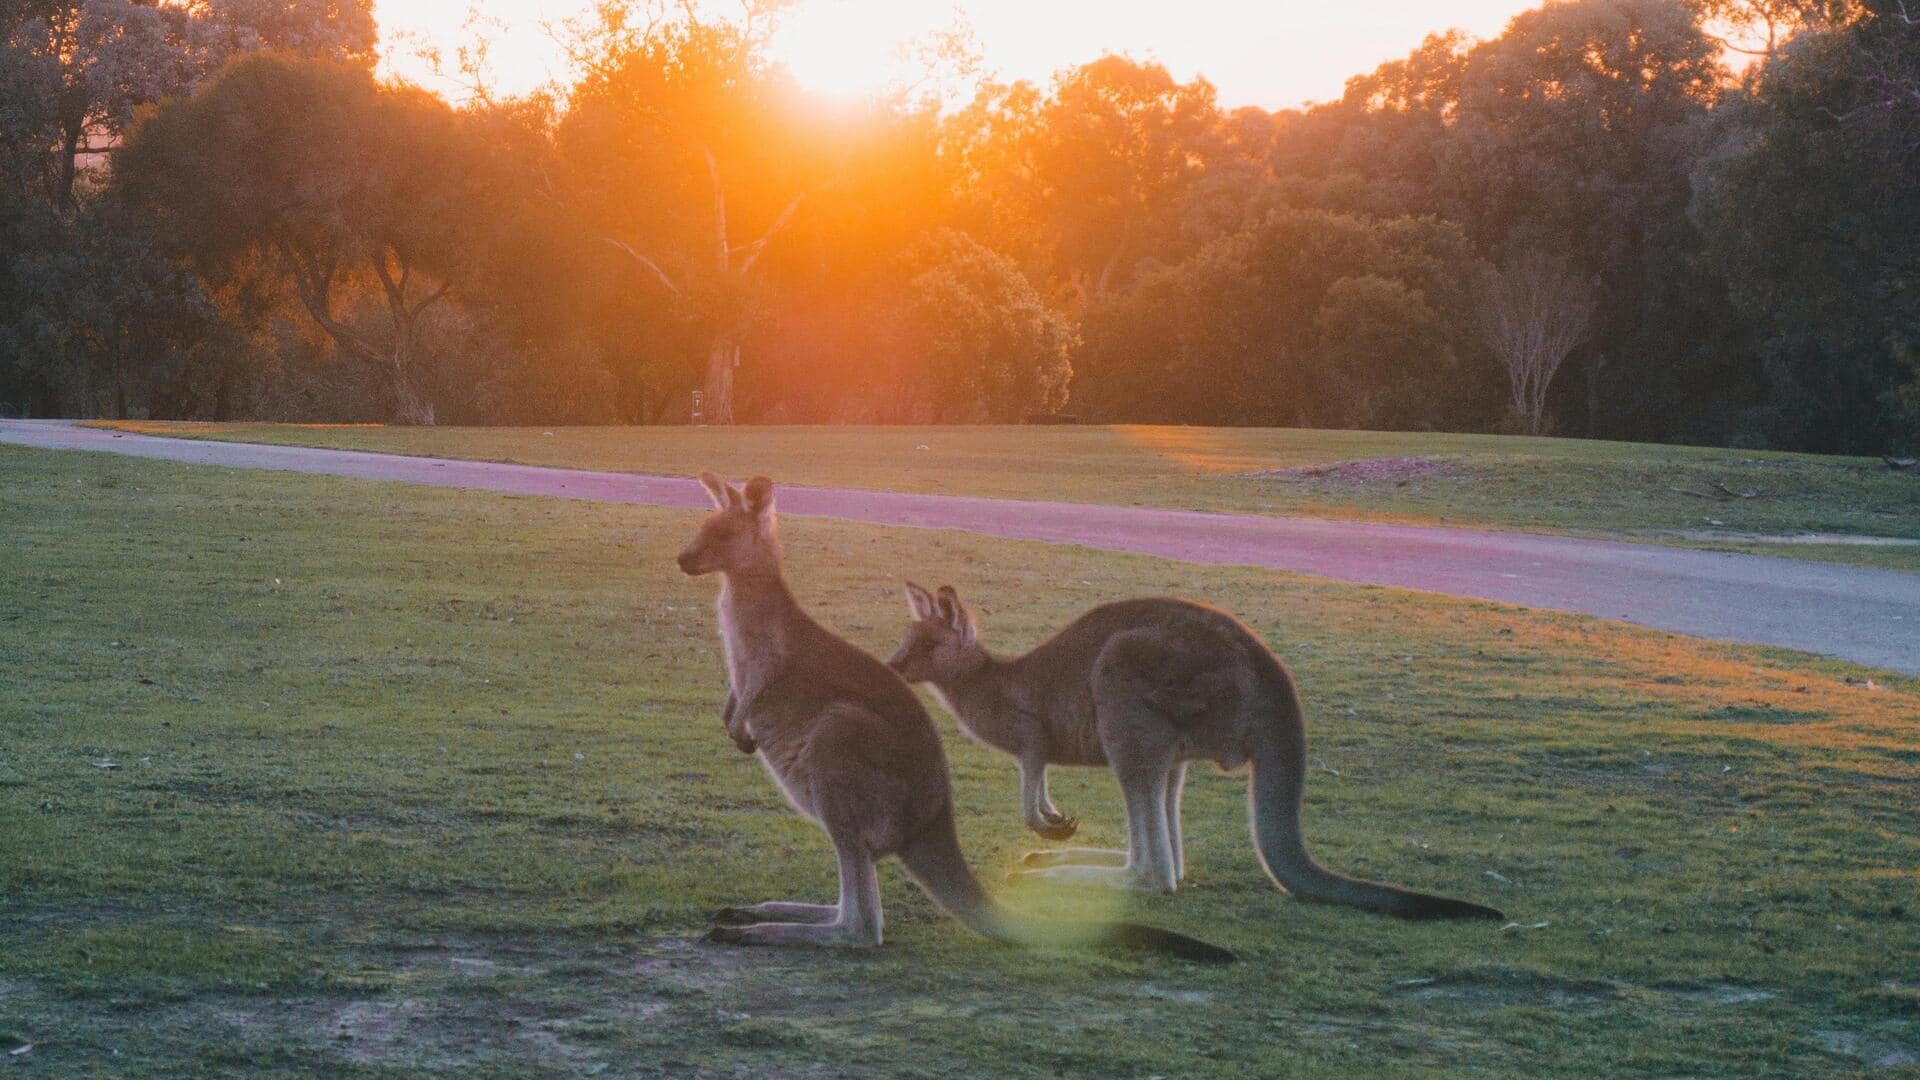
676,473,1234,962
887,586,1503,921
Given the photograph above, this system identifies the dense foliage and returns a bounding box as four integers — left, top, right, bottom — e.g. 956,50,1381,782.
2,0,1916,451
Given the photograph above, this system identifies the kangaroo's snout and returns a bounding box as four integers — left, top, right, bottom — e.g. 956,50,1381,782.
676,546,706,575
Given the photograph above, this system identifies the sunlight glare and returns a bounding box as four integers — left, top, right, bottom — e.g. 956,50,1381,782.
375,0,1548,108
767,0,940,100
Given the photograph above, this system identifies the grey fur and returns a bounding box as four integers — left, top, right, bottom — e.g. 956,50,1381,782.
678,475,1235,961
889,590,1503,921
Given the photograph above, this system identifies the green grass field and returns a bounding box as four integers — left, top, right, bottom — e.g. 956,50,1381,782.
92,421,1920,570
3,442,1918,1076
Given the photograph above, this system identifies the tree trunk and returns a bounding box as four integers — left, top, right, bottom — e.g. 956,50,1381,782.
703,336,740,425
388,335,435,425
390,361,435,425
1586,352,1606,435
57,125,81,209
379,298,437,425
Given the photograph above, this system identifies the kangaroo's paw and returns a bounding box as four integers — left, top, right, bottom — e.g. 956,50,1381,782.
1020,847,1128,869
1028,810,1079,841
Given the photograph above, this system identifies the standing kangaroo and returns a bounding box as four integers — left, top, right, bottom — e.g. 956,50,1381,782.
676,473,1234,961
887,586,1503,921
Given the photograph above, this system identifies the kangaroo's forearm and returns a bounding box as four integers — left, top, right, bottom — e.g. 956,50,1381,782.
723,691,755,754
1018,755,1048,823
1019,752,1077,840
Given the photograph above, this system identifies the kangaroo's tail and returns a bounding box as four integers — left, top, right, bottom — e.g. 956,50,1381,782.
1250,687,1504,921
897,803,1236,964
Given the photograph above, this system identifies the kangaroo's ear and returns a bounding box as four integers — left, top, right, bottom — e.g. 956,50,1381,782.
936,585,975,641
697,471,731,510
743,475,775,518
903,581,936,620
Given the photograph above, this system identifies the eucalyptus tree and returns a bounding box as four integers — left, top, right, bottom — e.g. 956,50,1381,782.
0,0,373,209
945,56,1224,313
1474,254,1597,435
0,0,376,419
889,228,1073,422
1703,0,1920,451
117,54,509,424
1073,209,1486,428
557,4,836,424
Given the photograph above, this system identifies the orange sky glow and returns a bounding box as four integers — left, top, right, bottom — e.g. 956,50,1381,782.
375,0,1546,108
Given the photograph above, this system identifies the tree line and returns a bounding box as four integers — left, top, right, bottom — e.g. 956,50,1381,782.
3,0,1917,452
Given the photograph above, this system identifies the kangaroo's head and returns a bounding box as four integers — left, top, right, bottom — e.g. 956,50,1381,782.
677,472,781,577
888,582,986,683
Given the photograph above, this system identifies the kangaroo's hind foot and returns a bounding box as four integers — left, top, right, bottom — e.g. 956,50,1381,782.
1008,863,1175,894
1020,847,1127,868
710,902,839,926
703,920,881,947
704,839,885,948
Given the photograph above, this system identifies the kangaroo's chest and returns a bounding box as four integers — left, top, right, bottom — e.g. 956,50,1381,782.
717,600,783,706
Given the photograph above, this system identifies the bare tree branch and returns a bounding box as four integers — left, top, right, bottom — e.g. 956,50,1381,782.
1474,253,1597,435
371,252,409,313
275,236,381,366
602,236,686,299
733,191,808,274
410,280,454,318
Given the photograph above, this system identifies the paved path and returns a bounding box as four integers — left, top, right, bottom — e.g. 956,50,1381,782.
5,419,1916,673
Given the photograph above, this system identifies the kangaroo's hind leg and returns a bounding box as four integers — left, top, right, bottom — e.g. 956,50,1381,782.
1015,752,1175,891
1165,760,1187,881
704,838,883,947
1114,747,1179,892
1016,753,1129,867
1013,714,1179,892
1015,764,1182,878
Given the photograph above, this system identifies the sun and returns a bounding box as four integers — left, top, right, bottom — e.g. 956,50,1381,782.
768,0,935,99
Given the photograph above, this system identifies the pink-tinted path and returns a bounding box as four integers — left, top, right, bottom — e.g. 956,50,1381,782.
5,419,1916,674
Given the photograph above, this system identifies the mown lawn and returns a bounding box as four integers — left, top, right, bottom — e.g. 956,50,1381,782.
2,443,1917,1077
89,421,1920,570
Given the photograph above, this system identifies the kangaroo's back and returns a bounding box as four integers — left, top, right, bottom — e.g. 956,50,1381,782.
1017,597,1282,759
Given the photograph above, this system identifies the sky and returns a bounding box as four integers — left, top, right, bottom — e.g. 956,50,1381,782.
374,0,1544,109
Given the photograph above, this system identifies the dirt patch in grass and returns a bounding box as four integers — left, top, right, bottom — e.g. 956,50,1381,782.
1387,967,1623,1012
1661,982,1779,1006
1815,1029,1920,1069
6,936,803,1075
